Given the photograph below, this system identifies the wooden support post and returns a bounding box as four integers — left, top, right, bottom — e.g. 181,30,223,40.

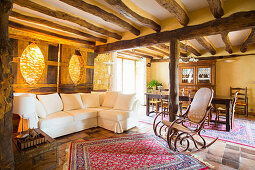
168,39,180,122
0,0,14,169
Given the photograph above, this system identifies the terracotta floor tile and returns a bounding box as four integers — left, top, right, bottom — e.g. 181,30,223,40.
240,157,255,167
206,153,222,163
222,158,239,169
226,144,240,151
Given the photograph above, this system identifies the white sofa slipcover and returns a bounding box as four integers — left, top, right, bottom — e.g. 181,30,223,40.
19,92,140,138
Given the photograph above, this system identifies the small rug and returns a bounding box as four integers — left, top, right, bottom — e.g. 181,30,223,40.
66,134,212,170
139,114,255,148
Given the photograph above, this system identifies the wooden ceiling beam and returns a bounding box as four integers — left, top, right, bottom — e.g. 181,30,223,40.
221,32,233,54
195,37,216,55
206,0,224,18
240,28,255,53
59,0,140,36
121,50,153,59
134,49,163,59
155,44,169,51
14,0,122,40
10,11,107,43
9,21,95,46
146,47,169,56
155,0,189,26
95,11,255,54
180,42,201,56
104,0,160,32
117,52,142,59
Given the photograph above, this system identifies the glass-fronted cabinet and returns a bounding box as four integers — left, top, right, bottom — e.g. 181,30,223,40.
197,67,211,84
181,67,194,84
179,60,216,92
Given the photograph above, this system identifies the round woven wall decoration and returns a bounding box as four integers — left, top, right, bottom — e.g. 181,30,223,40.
20,43,45,85
69,50,84,85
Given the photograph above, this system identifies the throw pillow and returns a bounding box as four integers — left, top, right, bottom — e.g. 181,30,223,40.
113,93,136,111
80,93,100,108
37,93,63,115
102,91,119,108
91,91,106,106
35,99,47,118
60,93,84,111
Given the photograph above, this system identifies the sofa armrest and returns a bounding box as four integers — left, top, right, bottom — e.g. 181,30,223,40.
23,112,39,129
131,99,140,113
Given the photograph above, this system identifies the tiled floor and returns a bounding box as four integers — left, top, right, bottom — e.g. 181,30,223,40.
55,107,255,170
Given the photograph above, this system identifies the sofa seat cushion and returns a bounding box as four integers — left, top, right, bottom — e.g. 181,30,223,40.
39,111,73,129
98,109,134,122
66,108,98,121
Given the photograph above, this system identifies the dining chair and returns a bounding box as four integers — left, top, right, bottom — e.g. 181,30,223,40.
159,89,169,117
215,91,239,129
147,87,161,114
230,87,248,117
153,88,217,152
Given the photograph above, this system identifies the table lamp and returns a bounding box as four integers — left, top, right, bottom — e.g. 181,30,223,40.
13,94,36,138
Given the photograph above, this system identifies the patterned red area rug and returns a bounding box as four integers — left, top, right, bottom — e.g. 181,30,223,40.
67,134,212,170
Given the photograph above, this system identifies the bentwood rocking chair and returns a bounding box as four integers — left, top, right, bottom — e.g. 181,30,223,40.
153,88,218,152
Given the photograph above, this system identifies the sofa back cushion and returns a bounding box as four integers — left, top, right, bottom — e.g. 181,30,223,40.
35,99,47,118
60,93,84,111
102,91,119,108
91,92,105,106
113,93,136,111
80,93,100,108
37,93,63,115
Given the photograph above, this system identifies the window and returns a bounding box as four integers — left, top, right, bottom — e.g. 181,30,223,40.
116,57,136,94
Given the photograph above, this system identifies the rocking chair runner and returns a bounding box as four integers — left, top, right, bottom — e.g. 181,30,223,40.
153,88,218,152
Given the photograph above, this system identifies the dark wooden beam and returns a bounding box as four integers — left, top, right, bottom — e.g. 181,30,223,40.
221,32,233,54
147,46,169,56
155,0,189,26
0,0,14,169
180,42,201,56
14,0,122,40
121,50,153,59
134,49,163,59
9,21,95,46
168,39,180,121
196,37,216,55
155,44,169,51
104,0,161,32
59,0,140,36
10,11,107,43
240,28,255,53
206,0,224,18
95,10,255,54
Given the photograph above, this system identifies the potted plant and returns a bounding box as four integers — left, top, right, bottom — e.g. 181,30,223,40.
147,80,163,91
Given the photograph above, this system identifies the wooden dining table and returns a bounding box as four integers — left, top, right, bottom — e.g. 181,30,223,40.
145,93,234,132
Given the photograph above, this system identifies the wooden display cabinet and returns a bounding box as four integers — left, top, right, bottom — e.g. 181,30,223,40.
179,60,216,93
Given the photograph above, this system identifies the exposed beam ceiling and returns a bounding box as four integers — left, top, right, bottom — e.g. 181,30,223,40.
206,0,224,18
14,0,122,40
221,32,233,54
240,28,255,53
121,50,153,59
59,0,140,36
180,42,201,56
10,11,107,43
104,0,161,32
146,46,169,56
155,0,189,26
133,49,163,59
95,11,255,54
196,37,216,55
9,21,95,46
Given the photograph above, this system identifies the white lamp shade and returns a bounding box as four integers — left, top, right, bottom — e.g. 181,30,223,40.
13,95,36,117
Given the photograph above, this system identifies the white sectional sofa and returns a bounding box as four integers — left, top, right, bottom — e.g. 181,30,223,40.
17,91,140,138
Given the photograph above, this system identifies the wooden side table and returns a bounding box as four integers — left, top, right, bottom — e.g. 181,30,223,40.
12,129,58,170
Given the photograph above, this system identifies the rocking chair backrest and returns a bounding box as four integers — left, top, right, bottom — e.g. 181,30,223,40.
187,88,213,124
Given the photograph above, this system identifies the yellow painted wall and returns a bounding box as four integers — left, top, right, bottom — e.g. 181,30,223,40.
216,56,255,112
